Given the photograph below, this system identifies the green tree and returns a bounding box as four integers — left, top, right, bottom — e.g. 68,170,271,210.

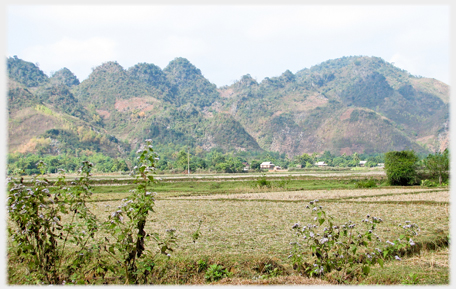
384,150,419,185
250,160,261,171
424,149,449,185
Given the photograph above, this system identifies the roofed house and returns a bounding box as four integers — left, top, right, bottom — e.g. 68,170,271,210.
260,162,275,169
359,161,367,167
315,161,327,167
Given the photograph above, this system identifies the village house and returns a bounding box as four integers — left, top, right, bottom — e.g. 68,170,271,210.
359,160,367,167
260,161,275,169
315,161,327,167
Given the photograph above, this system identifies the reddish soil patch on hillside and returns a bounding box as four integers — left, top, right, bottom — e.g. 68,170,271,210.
8,108,60,152
339,147,353,155
339,108,355,121
114,97,155,113
218,88,235,98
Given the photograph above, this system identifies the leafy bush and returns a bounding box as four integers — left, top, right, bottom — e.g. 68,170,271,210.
7,161,98,284
355,179,377,188
7,140,177,285
255,175,271,188
102,139,175,284
423,149,449,185
384,150,418,185
420,179,437,187
204,264,232,282
289,200,419,283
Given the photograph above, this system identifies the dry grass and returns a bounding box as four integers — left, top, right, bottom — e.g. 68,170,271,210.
213,275,332,285
172,187,443,201
400,246,449,269
85,198,449,260
347,190,449,203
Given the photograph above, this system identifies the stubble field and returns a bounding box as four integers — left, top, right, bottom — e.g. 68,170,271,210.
7,172,450,285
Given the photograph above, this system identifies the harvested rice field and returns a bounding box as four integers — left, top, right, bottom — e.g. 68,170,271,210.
87,185,449,259
347,190,450,203
171,187,446,201
7,173,450,285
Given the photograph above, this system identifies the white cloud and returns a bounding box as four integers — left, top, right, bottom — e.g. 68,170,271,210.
10,6,168,27
161,36,210,60
21,37,118,79
389,53,419,75
8,5,450,86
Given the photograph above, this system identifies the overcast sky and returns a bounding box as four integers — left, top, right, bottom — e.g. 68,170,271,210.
6,4,450,87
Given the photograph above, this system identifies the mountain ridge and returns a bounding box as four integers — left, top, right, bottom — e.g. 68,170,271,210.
6,55,449,158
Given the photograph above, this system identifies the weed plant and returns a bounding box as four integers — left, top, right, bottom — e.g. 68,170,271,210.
7,161,98,284
289,200,420,283
101,139,176,284
204,264,232,282
7,140,177,285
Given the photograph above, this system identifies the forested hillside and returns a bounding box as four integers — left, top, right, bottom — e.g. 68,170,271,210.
6,55,449,173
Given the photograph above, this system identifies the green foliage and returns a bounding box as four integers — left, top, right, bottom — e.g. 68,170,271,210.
192,219,203,243
72,61,151,110
402,273,420,285
8,149,129,175
289,200,420,283
7,80,39,112
36,84,90,121
384,150,419,186
102,139,175,284
196,259,208,273
7,56,49,87
204,264,232,282
7,161,98,284
7,55,449,164
163,57,219,107
341,72,394,109
420,179,437,187
355,179,377,188
50,67,80,87
255,174,271,188
423,149,449,185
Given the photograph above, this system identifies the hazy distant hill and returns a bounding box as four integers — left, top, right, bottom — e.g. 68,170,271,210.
7,55,449,158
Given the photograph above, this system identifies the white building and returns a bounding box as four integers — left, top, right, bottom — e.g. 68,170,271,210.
260,162,275,169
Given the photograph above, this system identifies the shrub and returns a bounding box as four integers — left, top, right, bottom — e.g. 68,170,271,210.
355,179,377,188
102,139,176,284
384,150,418,185
7,161,98,284
255,175,271,188
423,149,449,185
289,200,420,283
420,179,437,187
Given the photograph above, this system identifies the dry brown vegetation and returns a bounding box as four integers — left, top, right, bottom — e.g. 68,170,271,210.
173,187,444,201
87,187,449,260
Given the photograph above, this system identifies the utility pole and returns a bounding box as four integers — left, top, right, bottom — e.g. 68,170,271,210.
188,147,190,175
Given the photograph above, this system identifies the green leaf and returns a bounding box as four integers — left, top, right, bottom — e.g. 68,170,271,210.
319,218,325,225
378,258,384,268
362,265,370,275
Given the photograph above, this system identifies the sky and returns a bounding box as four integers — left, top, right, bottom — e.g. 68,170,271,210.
5,4,451,87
